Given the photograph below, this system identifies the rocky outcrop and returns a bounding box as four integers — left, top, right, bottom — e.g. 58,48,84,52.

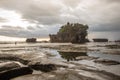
26,38,37,43
49,22,89,43
93,38,108,42
0,67,33,80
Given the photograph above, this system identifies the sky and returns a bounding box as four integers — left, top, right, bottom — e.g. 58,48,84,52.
0,0,120,41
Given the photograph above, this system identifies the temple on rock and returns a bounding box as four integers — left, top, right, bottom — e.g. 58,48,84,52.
49,22,89,43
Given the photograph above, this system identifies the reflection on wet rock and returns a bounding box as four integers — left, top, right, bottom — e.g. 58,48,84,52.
58,51,87,61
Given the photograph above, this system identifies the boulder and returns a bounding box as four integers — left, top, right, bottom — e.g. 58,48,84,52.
0,67,33,80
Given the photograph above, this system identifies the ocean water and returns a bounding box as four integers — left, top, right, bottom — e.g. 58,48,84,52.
0,35,49,42
0,35,25,42
0,42,120,62
0,31,120,42
88,31,120,41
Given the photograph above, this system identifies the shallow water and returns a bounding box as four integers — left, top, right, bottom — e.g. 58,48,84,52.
0,42,120,62
41,48,120,62
42,48,120,76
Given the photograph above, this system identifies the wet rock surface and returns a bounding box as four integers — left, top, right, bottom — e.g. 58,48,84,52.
29,62,57,72
0,62,21,72
12,70,97,80
106,44,120,49
94,59,120,65
0,42,120,80
12,68,120,80
76,56,98,60
80,68,120,80
0,54,30,65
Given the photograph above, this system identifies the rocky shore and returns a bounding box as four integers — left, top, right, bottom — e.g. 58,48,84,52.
0,42,120,80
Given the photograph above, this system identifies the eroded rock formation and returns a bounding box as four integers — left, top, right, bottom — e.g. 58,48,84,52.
49,22,89,43
26,38,37,43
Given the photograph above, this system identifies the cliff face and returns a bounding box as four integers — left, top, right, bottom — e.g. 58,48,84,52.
49,22,89,43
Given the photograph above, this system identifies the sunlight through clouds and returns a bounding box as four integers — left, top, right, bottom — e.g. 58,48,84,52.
0,8,35,28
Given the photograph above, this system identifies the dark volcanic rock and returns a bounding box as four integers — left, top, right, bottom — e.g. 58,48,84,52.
29,62,56,72
0,62,21,72
0,67,33,80
26,38,37,43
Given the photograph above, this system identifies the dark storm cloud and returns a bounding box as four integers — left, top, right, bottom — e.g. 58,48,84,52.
0,0,63,25
0,26,27,37
0,0,120,38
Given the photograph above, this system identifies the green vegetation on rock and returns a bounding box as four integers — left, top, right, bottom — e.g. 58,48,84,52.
49,22,89,43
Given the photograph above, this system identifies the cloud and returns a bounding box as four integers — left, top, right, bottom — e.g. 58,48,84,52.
0,0,120,38
0,0,64,25
61,0,81,8
0,24,60,38
0,17,8,22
